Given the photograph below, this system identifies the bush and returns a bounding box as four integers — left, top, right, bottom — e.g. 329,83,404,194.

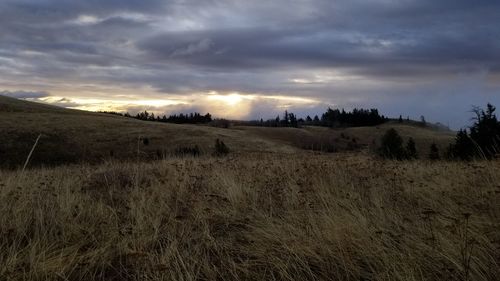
406,137,418,159
214,139,229,156
450,129,475,160
175,145,200,157
379,128,406,160
429,143,440,160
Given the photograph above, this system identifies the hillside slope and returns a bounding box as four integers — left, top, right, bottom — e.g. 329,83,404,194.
0,95,455,168
0,96,296,168
237,122,455,155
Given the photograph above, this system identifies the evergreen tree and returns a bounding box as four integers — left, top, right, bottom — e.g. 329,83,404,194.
469,103,499,158
429,143,440,160
448,104,500,160
420,115,427,126
406,137,418,159
379,128,406,160
451,129,475,160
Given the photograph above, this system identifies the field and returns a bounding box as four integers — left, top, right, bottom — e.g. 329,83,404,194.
0,95,454,168
1,154,499,280
1,96,499,280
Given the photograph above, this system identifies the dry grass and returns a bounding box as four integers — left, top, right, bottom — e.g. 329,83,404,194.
238,122,455,154
0,95,454,168
1,152,499,281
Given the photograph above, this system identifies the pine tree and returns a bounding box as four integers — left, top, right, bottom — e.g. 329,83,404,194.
429,143,440,160
469,103,499,158
420,115,427,127
379,128,406,160
452,129,475,160
406,137,418,159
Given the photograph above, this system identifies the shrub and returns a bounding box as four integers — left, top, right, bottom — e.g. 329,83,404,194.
214,139,229,156
379,128,406,160
429,143,440,160
175,145,200,157
450,129,475,160
406,137,418,159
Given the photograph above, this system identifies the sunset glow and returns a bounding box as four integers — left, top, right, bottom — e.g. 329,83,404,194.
0,0,499,127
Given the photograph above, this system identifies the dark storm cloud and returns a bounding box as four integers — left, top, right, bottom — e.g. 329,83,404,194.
1,0,499,127
137,2,500,77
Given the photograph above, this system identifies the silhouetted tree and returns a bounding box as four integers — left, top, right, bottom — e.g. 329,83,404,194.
379,128,406,160
448,103,500,160
399,115,403,123
420,115,427,127
313,115,320,124
469,103,499,158
450,129,475,160
321,107,385,127
429,143,440,160
406,137,418,159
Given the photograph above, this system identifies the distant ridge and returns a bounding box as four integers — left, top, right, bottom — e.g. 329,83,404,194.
0,95,74,114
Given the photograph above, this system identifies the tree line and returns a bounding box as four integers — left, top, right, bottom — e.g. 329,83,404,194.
101,106,387,128
99,111,213,124
245,107,387,128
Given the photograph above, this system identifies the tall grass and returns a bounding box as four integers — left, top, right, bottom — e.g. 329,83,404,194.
0,153,499,280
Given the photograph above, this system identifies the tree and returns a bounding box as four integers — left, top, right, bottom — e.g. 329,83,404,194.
451,129,475,160
449,103,500,160
420,115,427,127
283,110,289,126
399,115,403,123
406,137,418,159
429,143,440,160
379,128,406,160
469,103,499,158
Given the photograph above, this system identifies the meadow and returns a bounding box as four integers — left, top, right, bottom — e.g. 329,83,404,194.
1,96,499,280
1,152,499,280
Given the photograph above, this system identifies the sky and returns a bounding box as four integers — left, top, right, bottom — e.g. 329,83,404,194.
1,0,499,128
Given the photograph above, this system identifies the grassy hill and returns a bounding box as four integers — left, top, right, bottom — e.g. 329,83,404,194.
0,95,455,168
0,95,296,168
238,122,455,154
1,96,499,281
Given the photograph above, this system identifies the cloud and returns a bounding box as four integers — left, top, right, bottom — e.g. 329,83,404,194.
170,39,214,57
0,90,50,99
0,0,499,128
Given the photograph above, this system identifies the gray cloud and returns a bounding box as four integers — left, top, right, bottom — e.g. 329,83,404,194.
0,0,499,128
